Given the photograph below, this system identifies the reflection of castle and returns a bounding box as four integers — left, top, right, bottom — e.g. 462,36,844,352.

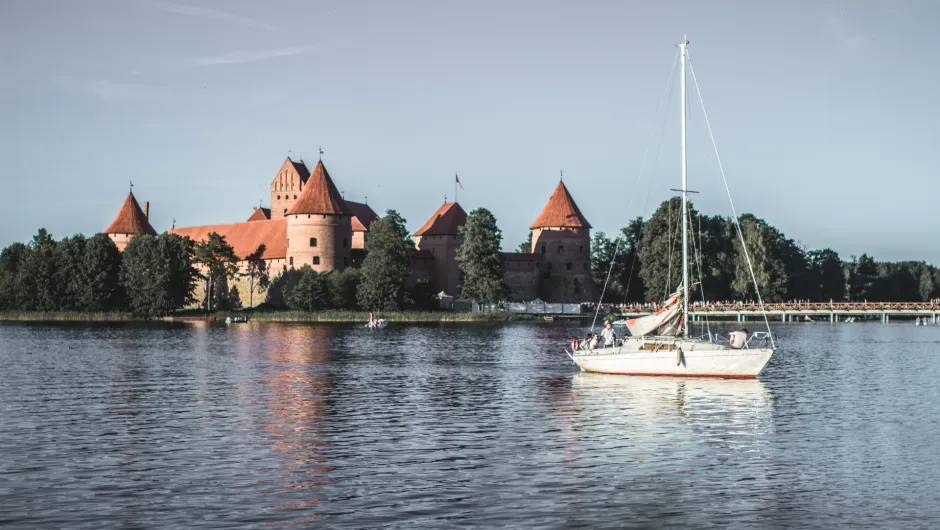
103,157,595,303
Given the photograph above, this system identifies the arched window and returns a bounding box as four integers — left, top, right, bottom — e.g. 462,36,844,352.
289,257,294,266
283,208,287,215
342,238,348,248
313,256,320,265
541,245,546,254
310,237,317,247
566,262,572,271
579,245,584,254
294,195,297,199
558,245,564,254
277,195,281,200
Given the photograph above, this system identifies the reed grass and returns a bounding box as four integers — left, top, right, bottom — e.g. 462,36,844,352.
0,311,139,322
228,310,531,323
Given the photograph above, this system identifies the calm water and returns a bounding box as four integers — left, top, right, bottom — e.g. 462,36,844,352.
1,320,939,529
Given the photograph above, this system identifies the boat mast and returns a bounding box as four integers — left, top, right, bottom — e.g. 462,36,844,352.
680,38,690,338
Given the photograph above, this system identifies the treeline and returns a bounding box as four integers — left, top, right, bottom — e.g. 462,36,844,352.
0,207,512,317
587,198,940,303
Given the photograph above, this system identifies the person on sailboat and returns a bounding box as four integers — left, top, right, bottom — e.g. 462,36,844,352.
579,333,593,351
729,328,749,349
601,321,616,348
590,333,599,349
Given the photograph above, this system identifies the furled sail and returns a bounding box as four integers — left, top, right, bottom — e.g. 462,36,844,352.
625,290,684,337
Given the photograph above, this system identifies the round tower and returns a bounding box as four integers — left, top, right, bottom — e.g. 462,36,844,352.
530,180,593,302
104,191,157,252
285,160,352,272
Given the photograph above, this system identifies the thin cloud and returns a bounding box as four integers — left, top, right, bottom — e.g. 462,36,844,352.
152,1,276,32
50,76,166,101
825,15,867,52
190,46,307,67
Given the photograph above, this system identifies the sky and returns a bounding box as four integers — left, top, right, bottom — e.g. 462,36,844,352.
1,0,938,265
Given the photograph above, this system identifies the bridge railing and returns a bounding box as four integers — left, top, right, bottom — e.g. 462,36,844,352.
616,301,940,313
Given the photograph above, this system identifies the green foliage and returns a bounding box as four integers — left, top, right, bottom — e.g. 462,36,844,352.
638,198,685,302
53,234,87,311
591,231,624,302
194,232,239,312
243,244,270,308
808,248,845,302
358,210,414,311
619,217,646,302
120,233,200,318
408,279,438,310
457,207,509,306
0,242,30,310
288,266,329,311
25,229,60,311
327,267,361,309
730,215,789,302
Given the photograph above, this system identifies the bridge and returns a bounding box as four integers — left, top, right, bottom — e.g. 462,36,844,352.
618,301,940,324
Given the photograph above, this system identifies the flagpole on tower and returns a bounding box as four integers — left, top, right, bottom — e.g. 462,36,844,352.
454,173,458,204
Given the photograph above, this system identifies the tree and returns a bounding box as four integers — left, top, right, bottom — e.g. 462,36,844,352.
515,231,532,253
194,232,239,312
848,254,877,301
638,198,685,302
78,234,125,311
730,215,789,302
807,248,845,302
327,267,360,309
0,242,30,310
591,232,624,302
121,234,199,318
53,234,87,311
358,210,414,311
243,244,270,309
619,217,646,303
288,266,328,311
456,207,509,307
23,229,59,311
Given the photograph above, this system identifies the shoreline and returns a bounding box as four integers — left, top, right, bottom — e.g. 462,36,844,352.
0,310,538,324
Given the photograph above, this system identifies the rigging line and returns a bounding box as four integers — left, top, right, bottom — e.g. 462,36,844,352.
691,207,712,340
666,199,673,299
623,54,679,305
591,49,679,332
687,51,775,348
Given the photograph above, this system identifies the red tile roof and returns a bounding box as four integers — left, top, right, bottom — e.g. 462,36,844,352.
286,160,351,216
247,207,271,222
345,200,378,232
289,158,310,182
170,219,287,260
104,192,157,236
530,181,591,229
413,202,467,236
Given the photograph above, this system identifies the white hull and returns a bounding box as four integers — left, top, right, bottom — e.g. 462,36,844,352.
571,338,774,378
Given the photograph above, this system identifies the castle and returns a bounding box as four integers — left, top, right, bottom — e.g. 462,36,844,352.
103,156,595,306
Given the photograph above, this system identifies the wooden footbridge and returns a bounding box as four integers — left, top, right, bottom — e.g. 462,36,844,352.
618,301,940,324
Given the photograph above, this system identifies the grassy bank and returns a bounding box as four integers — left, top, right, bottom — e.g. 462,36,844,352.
0,311,139,322
230,310,534,323
0,309,535,323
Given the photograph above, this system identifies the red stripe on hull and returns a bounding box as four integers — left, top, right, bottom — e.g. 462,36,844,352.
584,371,758,379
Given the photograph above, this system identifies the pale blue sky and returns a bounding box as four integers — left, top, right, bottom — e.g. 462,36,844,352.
2,0,937,265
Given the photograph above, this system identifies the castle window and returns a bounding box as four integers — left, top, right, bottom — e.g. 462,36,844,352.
342,238,347,248
307,215,311,219
558,246,564,254
313,256,320,265
294,195,297,199
277,195,281,200
541,245,546,254
289,257,293,266
283,209,287,215
344,257,348,266
566,262,572,271
310,237,317,247
579,245,584,254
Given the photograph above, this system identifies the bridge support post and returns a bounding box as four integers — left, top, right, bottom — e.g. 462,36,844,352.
830,312,834,323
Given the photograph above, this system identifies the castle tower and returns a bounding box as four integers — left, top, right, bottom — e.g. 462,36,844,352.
530,180,593,302
270,157,310,220
104,191,157,251
414,202,467,296
285,160,352,271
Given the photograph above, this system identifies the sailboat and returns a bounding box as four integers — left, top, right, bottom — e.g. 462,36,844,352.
568,39,777,378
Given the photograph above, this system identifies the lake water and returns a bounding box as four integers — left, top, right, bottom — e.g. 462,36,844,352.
1,320,939,529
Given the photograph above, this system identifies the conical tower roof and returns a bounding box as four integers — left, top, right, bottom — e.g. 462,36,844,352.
104,192,157,235
529,181,591,229
414,202,467,236
285,160,351,216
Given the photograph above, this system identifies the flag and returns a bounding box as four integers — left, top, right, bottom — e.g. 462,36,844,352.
456,173,464,190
